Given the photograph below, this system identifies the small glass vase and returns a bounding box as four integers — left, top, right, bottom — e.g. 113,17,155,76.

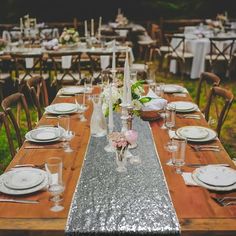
115,147,128,172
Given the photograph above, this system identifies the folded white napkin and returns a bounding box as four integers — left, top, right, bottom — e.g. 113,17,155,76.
42,38,59,50
62,56,72,69
100,55,110,70
182,172,199,186
25,58,34,69
142,89,167,111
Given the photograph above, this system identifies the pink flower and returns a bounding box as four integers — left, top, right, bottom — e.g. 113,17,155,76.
124,130,138,144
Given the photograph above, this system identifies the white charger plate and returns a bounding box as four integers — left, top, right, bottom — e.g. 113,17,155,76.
3,168,45,190
192,167,236,191
60,86,85,95
0,168,48,195
167,101,198,113
177,126,209,139
163,84,184,93
30,127,60,141
195,166,236,187
45,103,77,114
176,126,217,142
25,127,63,143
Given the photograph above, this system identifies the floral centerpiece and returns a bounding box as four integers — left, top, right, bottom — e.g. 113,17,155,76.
0,39,7,51
109,130,138,172
59,28,79,45
101,80,151,117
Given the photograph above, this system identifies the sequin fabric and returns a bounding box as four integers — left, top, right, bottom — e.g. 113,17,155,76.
66,114,180,235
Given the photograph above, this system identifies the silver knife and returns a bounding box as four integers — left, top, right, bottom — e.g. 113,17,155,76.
186,163,230,167
0,199,39,204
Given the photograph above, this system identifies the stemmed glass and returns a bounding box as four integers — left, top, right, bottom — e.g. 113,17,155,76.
173,137,187,174
75,93,89,122
45,157,65,212
164,138,178,166
160,104,168,129
165,104,176,132
58,115,75,153
155,83,165,98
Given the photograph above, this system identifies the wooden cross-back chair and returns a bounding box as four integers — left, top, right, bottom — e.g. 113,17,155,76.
204,86,234,138
196,72,221,110
1,92,32,148
11,52,43,87
163,34,193,78
205,37,236,78
0,112,15,159
47,50,81,89
26,76,49,120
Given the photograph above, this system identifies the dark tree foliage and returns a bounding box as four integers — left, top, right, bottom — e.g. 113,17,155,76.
0,0,236,23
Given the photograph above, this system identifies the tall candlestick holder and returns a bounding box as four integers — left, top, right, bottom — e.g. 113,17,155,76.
120,103,130,132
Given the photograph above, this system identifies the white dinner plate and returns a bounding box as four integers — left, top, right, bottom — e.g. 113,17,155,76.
167,101,198,113
195,166,236,187
176,126,217,142
25,127,63,143
3,168,45,190
163,84,184,93
45,103,77,114
0,168,48,195
177,126,209,139
192,167,236,191
30,127,60,141
60,86,85,95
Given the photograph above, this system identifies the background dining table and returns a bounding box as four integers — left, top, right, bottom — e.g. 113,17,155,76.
0,86,235,235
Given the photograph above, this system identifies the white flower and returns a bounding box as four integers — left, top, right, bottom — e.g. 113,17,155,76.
64,34,70,41
132,99,143,110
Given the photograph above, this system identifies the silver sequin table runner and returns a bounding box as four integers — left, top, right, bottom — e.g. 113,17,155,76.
66,115,180,235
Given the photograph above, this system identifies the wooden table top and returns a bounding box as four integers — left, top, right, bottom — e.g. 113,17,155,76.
0,86,235,236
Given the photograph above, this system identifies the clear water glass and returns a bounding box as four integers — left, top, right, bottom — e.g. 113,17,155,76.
164,139,178,165
58,115,74,152
172,138,187,174
155,83,165,97
165,104,176,131
45,157,65,212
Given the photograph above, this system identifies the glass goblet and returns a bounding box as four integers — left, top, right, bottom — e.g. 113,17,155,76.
173,138,187,174
164,139,178,166
165,104,176,132
45,157,65,212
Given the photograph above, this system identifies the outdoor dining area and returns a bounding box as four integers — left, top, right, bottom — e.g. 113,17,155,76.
0,0,235,235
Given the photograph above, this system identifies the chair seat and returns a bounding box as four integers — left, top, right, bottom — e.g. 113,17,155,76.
160,46,171,52
205,54,231,61
0,73,10,81
166,51,193,59
56,73,80,82
131,63,148,72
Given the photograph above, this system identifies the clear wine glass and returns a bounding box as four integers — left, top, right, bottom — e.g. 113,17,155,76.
58,115,74,152
75,93,89,122
173,137,187,174
165,104,176,132
160,104,168,129
164,139,178,166
45,157,65,212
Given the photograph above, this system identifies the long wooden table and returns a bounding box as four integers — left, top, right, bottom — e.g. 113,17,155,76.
0,87,235,236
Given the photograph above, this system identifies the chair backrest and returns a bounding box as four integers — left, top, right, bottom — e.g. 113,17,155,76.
204,86,234,138
208,37,236,72
47,50,81,87
1,92,32,147
11,52,43,84
196,72,221,108
150,23,162,46
0,112,16,159
27,76,49,120
164,34,185,60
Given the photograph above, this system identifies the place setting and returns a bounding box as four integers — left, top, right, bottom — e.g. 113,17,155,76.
45,103,78,115
0,166,48,196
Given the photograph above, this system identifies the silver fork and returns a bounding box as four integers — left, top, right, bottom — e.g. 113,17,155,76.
219,201,236,207
190,145,220,152
212,196,236,203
